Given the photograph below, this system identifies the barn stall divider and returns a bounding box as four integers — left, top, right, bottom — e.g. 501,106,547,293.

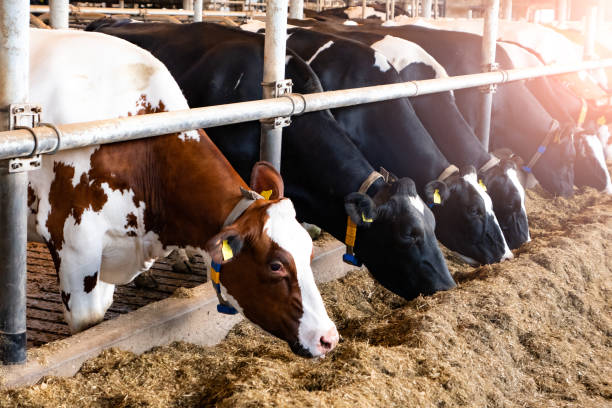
1,0,611,386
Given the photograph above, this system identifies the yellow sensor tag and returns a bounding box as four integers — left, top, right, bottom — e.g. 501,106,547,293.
260,189,273,200
433,189,442,205
361,213,373,223
597,116,607,126
222,239,233,261
478,179,487,192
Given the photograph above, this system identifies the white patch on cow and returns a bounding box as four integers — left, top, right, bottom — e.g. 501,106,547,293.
265,199,336,357
344,6,386,20
506,168,531,242
178,130,200,142
409,195,425,215
239,19,267,32
382,20,398,27
584,134,612,194
373,51,391,72
463,172,513,261
307,41,334,65
371,35,449,79
598,124,610,159
343,20,358,26
234,72,244,90
285,55,292,65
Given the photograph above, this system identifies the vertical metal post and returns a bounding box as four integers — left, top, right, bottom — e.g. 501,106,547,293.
391,0,395,20
49,0,69,29
194,0,203,21
597,0,605,37
362,0,366,19
183,0,193,10
0,0,29,366
119,0,125,8
502,0,512,20
411,0,417,17
289,0,304,19
467,9,473,19
385,0,390,21
433,0,438,18
584,5,598,60
422,0,431,18
557,0,567,26
477,0,500,151
260,0,288,171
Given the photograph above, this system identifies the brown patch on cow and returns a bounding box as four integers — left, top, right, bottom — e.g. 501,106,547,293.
125,213,138,229
61,291,71,312
83,272,98,294
27,184,39,215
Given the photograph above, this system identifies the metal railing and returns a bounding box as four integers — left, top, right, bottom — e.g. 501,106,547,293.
1,58,611,161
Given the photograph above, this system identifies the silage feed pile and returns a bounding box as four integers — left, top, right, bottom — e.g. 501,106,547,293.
1,184,611,408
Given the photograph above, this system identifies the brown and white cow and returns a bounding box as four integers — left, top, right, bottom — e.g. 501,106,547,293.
26,28,337,357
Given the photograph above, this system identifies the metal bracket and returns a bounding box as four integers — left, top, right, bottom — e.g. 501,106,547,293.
480,62,500,94
261,79,293,129
8,104,42,174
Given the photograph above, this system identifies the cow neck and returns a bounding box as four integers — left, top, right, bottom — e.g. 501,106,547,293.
141,131,250,250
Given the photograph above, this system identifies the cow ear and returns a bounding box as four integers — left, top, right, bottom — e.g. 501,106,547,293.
344,192,377,227
424,180,449,207
205,228,245,265
250,161,284,200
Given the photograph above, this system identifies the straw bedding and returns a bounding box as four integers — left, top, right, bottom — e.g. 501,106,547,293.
1,178,611,408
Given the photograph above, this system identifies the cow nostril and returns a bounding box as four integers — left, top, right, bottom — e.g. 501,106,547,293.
320,336,332,350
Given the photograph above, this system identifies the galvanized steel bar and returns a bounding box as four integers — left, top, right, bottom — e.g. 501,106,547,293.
476,0,500,151
0,0,29,366
194,0,203,21
31,5,265,18
1,59,612,162
422,0,431,18
502,0,512,20
289,0,304,19
362,0,366,19
49,0,69,29
260,0,288,170
584,5,598,60
183,0,193,10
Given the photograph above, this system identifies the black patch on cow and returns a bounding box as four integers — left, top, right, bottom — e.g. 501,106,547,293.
83,272,98,294
61,291,71,312
127,231,137,237
399,62,436,81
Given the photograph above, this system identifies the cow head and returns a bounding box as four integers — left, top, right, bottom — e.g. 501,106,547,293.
345,177,456,300
427,166,513,265
531,124,576,197
574,132,612,194
205,162,338,358
479,157,530,249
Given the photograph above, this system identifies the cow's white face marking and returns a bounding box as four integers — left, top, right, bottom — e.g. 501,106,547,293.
373,51,391,72
343,20,358,26
234,72,244,90
308,41,334,65
409,195,425,215
584,134,612,194
506,168,531,242
265,199,336,357
463,173,513,260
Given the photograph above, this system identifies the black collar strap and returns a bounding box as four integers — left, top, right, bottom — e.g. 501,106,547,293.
211,187,264,315
522,120,560,174
343,170,386,267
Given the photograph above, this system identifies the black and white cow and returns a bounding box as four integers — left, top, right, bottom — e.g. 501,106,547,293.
309,22,578,197
88,20,457,300
281,22,529,249
235,23,513,263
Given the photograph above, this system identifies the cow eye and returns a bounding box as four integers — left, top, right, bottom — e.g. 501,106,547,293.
469,207,483,217
270,262,283,272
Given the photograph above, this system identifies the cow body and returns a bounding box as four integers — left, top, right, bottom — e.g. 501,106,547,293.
27,29,338,357
88,20,457,300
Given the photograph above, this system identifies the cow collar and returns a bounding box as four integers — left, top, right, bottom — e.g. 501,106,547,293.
211,187,264,315
437,164,459,182
478,156,501,174
343,169,387,267
522,120,562,174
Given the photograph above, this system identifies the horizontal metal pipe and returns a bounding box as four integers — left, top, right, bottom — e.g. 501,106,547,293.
31,5,265,17
1,58,611,161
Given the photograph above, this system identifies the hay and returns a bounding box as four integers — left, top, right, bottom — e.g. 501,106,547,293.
1,179,611,407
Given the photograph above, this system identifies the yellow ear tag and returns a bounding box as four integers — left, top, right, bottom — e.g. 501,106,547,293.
260,189,273,200
433,189,442,205
221,239,233,261
478,179,487,192
597,116,607,126
361,213,373,223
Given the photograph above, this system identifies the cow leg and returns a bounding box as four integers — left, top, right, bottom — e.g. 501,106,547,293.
57,249,115,333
